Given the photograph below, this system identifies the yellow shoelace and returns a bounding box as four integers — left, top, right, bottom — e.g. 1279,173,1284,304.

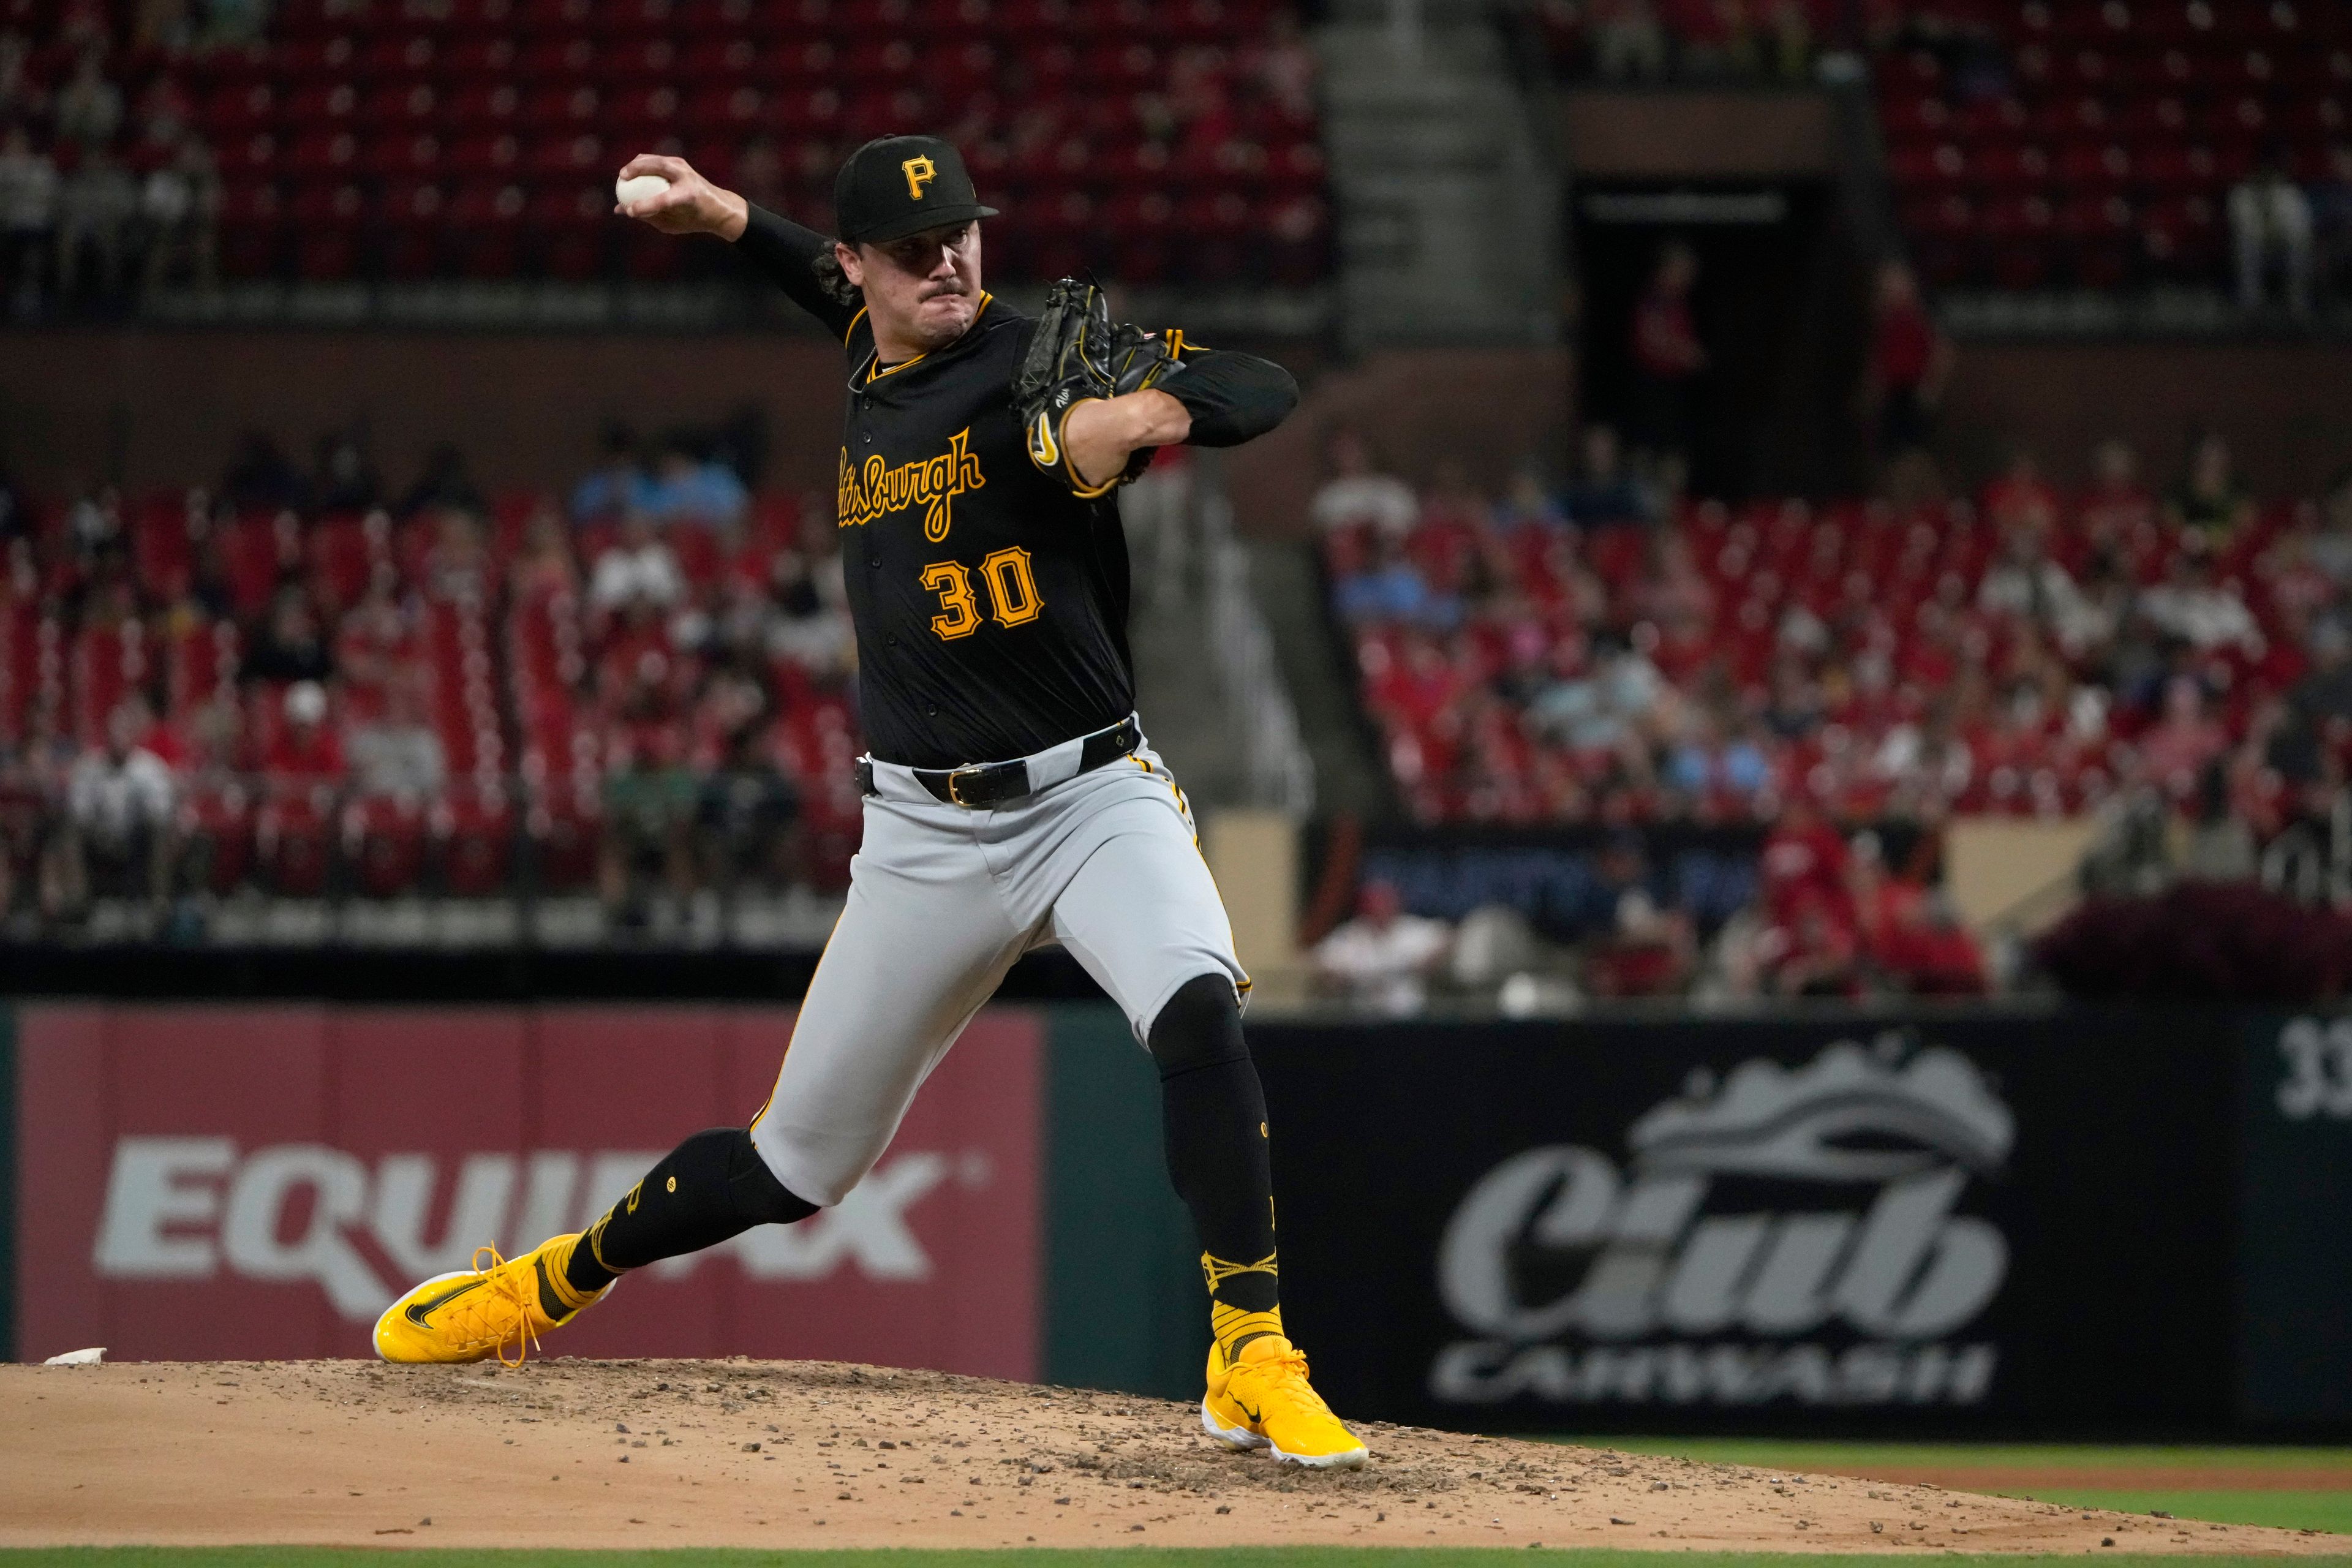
454,1245,543,1368
1253,1344,1337,1415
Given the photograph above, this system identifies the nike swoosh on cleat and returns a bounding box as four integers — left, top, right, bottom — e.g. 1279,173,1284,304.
404,1276,488,1327
1236,1400,1262,1424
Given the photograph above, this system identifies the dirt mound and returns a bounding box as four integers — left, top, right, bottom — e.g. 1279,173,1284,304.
1,1359,2334,1553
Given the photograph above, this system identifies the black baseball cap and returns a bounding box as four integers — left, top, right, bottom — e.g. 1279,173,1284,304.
834,135,999,245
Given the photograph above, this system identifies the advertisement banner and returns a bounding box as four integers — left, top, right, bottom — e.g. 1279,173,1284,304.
12,1004,1041,1375
2239,1012,2352,1423
1251,1011,2239,1433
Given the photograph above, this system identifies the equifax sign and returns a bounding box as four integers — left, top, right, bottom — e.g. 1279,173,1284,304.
92,1138,963,1321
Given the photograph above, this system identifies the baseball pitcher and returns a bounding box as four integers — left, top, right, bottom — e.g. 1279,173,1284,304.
374,135,1365,1469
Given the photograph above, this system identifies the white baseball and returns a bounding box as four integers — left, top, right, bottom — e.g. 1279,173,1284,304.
616,172,671,208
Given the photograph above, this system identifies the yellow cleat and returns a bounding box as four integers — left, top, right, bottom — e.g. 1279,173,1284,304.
373,1234,606,1366
1201,1333,1368,1469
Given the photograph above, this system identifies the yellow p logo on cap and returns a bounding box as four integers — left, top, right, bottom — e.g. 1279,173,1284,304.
902,156,937,200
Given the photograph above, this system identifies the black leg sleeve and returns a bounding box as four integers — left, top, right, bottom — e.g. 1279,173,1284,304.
564,1126,817,1297
1148,973,1280,1316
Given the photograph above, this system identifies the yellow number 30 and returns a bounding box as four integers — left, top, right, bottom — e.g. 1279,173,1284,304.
922,548,1043,641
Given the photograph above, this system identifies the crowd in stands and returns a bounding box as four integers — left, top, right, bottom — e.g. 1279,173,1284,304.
0,0,225,311
0,0,1328,310
1306,809,1992,1007
0,423,865,932
1878,0,2352,306
1312,424,2352,992
1517,0,1830,85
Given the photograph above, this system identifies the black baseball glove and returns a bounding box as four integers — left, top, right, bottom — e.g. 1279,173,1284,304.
1012,277,1188,497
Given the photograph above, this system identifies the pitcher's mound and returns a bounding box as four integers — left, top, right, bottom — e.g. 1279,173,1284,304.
1,1358,2332,1553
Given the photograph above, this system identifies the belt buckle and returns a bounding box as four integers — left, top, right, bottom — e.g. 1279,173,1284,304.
946,764,989,808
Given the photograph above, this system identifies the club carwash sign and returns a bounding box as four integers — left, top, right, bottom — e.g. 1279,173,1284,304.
1430,1035,2015,1408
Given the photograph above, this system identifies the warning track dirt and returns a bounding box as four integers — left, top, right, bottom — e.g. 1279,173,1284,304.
0,1359,2337,1553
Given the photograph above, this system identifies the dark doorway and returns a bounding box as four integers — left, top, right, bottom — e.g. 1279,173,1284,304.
1574,182,1866,501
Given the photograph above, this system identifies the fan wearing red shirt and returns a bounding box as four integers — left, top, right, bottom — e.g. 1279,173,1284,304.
1629,241,1706,465
1868,261,1951,462
265,680,347,784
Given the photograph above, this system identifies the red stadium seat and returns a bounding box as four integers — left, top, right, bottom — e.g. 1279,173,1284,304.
433,783,516,895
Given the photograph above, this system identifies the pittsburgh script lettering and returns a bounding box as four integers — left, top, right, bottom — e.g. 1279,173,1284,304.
837,428,986,543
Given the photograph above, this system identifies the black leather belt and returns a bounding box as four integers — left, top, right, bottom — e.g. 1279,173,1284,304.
856,715,1143,809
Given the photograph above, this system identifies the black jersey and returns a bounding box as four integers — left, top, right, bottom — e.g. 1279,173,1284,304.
735,205,1298,769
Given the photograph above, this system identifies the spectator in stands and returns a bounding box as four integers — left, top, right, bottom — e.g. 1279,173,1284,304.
1561,424,1649,527
2310,145,2352,303
644,439,748,533
55,698,176,914
2228,156,2314,318
1866,259,1951,469
138,134,217,293
335,571,415,710
243,586,336,685
761,543,854,677
2167,432,2255,541
510,505,579,601
1980,448,2060,535
131,69,190,154
0,33,43,127
1664,703,1771,811
1248,8,1319,121
198,0,268,47
2309,466,2352,587
1333,532,1455,628
1310,877,1452,1014
2138,537,2261,654
312,429,381,514
132,0,194,53
2276,617,2352,785
52,49,123,153
218,431,306,514
2077,439,2157,552
1756,891,1863,997
1589,0,1669,79
346,676,446,801
571,423,651,524
53,146,137,303
1763,0,1812,82
421,507,494,608
1310,428,1419,538
1529,632,1666,751
2136,674,2228,796
1850,830,1987,995
695,722,799,900
1684,0,1765,80
590,511,687,615
265,680,347,783
1628,241,1706,469
599,668,698,929
401,443,484,519
730,136,790,216
1585,829,1696,994
0,125,56,314
1491,461,1567,533
1978,522,2101,655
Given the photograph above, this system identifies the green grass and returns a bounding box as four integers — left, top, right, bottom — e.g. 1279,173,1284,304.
2015,1491,2352,1535
1556,1439,2352,1473
2,1555,2348,1567
1542,1439,2352,1536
